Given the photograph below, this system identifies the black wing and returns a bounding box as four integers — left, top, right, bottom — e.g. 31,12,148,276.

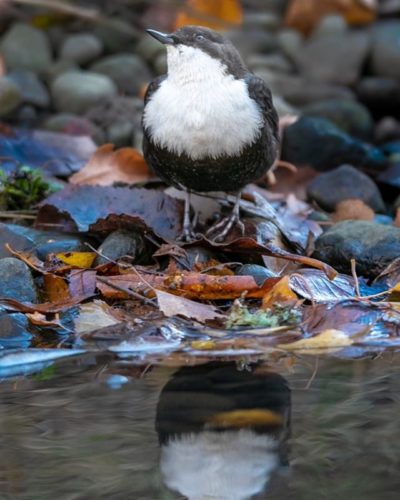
245,74,280,148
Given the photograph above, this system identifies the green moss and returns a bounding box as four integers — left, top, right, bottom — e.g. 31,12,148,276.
0,166,56,210
226,299,301,329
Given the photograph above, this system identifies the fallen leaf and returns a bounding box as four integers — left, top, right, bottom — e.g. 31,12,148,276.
97,272,279,300
289,269,355,302
175,0,242,30
156,289,224,322
35,185,183,241
56,251,96,268
43,274,70,302
68,269,97,297
332,199,375,222
0,294,94,314
262,276,298,309
285,0,376,36
278,328,353,351
70,144,153,186
26,312,66,329
74,300,122,334
0,128,96,177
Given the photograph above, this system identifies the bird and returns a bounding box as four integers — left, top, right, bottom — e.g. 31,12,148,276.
142,25,279,242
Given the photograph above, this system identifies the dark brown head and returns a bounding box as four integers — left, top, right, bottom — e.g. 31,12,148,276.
146,25,248,79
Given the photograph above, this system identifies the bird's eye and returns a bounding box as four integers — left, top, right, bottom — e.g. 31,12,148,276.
195,34,205,42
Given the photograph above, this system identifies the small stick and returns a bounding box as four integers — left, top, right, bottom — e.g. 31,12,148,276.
97,276,157,308
351,259,361,298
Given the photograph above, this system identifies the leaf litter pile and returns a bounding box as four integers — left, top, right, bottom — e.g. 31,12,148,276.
1,129,400,375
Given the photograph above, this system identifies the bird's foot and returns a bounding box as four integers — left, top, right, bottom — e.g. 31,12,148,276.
177,224,199,243
206,211,245,243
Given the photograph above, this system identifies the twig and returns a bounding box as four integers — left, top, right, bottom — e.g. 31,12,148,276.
0,212,36,220
351,259,361,298
97,276,157,308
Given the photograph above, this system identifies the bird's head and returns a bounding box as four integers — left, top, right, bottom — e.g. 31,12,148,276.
146,25,247,80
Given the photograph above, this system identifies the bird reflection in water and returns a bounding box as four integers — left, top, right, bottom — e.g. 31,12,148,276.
156,362,291,499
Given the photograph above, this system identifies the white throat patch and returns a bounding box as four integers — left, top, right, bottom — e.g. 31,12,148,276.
143,45,263,160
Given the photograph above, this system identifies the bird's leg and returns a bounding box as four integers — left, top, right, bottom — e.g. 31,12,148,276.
177,189,196,242
206,191,245,242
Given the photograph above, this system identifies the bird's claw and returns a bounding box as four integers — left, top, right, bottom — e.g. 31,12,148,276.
206,213,245,242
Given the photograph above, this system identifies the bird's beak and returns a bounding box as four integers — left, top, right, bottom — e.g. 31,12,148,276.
146,29,175,45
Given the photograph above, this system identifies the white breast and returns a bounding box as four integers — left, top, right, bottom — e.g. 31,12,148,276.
143,45,263,160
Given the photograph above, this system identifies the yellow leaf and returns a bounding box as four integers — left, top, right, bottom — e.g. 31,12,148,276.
279,328,353,351
262,275,298,309
55,252,96,268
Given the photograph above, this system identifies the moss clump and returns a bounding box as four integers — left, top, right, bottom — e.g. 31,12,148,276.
226,300,301,329
0,166,53,210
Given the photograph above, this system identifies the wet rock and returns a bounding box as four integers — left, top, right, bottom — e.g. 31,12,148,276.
277,28,303,62
107,121,134,148
95,229,146,266
0,313,32,349
371,21,400,80
60,33,103,66
85,96,141,146
94,17,138,52
16,105,37,125
0,223,86,261
43,59,79,84
293,18,370,86
247,53,293,74
0,257,37,302
90,54,151,95
153,53,167,75
379,0,400,15
42,113,105,144
282,117,387,171
302,99,374,141
375,118,400,144
357,77,400,115
243,11,282,30
0,23,52,73
313,221,400,278
7,70,50,108
307,165,385,212
266,73,355,107
51,71,117,114
0,223,35,257
135,34,166,64
235,264,277,285
0,77,22,116
228,29,279,58
272,95,298,118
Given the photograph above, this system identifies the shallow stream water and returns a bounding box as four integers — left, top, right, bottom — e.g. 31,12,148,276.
1,351,400,499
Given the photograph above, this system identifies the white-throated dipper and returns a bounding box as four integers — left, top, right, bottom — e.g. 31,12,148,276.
142,25,279,241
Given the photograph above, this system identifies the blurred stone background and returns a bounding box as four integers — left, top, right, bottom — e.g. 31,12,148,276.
0,0,398,151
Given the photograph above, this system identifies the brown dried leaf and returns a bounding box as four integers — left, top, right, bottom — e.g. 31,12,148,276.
262,276,298,309
43,274,70,302
156,289,224,322
0,294,93,313
332,199,375,222
70,144,153,186
97,272,279,301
